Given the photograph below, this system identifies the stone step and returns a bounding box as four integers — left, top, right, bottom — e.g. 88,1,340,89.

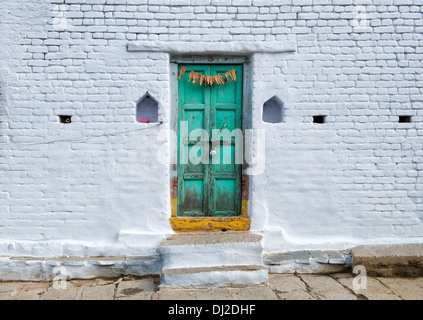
157,231,266,287
161,265,268,288
157,232,264,269
351,243,423,277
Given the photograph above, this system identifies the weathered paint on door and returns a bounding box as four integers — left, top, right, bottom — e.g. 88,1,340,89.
177,64,243,217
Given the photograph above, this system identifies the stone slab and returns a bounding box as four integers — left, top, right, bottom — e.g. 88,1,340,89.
161,265,268,288
43,286,80,300
8,282,50,300
0,255,162,281
163,265,266,275
293,251,311,264
336,275,402,300
156,286,276,300
227,286,278,300
309,250,329,264
0,282,20,300
268,263,349,274
277,290,315,300
263,250,350,274
45,279,117,300
268,274,307,292
190,288,234,300
116,278,157,300
300,275,345,291
299,275,357,300
154,287,235,300
327,251,347,264
263,252,295,265
152,288,197,300
159,231,262,247
42,279,105,300
314,289,357,300
351,244,423,277
377,277,423,300
77,283,115,300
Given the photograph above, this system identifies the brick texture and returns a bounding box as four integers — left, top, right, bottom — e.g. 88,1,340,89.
0,0,422,255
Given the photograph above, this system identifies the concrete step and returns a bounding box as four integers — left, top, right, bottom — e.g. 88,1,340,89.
157,231,264,269
161,265,268,288
157,231,266,288
351,243,423,277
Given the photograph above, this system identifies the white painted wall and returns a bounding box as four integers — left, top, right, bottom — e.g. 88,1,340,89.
1,0,422,262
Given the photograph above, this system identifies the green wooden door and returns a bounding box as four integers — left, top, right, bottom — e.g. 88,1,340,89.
177,64,243,217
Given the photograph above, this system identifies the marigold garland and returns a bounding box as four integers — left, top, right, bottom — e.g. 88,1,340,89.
178,67,236,86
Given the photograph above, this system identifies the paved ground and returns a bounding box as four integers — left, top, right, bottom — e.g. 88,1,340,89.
1,273,423,300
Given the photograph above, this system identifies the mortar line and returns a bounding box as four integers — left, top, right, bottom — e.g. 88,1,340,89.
296,274,321,300
373,277,403,300
332,275,368,300
112,278,122,300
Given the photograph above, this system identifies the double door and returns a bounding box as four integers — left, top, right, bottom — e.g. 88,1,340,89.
177,64,243,217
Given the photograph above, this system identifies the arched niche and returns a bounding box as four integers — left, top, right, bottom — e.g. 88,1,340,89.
262,95,283,123
136,92,159,123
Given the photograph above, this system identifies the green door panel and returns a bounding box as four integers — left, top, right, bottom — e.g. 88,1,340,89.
177,64,243,217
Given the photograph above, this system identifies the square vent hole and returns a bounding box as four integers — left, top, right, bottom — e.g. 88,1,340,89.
59,115,72,124
313,115,326,124
398,115,412,123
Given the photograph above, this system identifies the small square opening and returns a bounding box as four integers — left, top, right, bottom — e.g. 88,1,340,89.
59,115,72,124
313,115,326,124
398,115,412,123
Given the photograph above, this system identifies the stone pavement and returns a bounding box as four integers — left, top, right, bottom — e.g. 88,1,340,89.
1,273,423,300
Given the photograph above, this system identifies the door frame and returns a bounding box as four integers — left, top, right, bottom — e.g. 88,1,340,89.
169,55,252,232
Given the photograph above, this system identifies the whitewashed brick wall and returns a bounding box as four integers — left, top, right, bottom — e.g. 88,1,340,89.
0,0,422,257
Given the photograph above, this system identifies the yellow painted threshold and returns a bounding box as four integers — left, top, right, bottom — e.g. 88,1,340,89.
170,217,251,233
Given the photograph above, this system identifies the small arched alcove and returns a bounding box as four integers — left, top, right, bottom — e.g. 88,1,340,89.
262,95,283,123
136,92,159,123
